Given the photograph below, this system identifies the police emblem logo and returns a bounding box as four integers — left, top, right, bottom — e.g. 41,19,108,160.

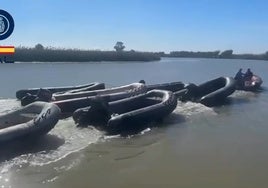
0,9,14,40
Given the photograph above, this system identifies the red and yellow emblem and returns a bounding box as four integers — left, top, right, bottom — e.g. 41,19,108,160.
0,46,15,54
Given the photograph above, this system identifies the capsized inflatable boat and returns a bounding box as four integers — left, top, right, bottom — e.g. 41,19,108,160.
236,75,263,91
0,102,60,143
16,82,105,100
175,77,236,106
73,89,177,135
54,83,146,115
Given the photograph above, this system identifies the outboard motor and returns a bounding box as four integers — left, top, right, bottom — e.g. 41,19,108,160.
21,89,52,106
73,97,111,127
175,83,199,102
36,88,52,102
21,93,38,106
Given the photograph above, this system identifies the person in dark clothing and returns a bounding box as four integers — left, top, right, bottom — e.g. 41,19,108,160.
139,80,146,84
234,68,244,87
235,68,244,80
244,68,253,80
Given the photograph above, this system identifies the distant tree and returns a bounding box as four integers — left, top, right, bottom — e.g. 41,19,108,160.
219,50,233,58
35,43,44,50
114,41,125,52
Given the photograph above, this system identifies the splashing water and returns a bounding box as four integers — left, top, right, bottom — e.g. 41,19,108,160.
0,98,216,175
174,100,217,118
0,99,103,175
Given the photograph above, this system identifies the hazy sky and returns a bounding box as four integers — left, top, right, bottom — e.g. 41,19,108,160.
1,0,268,53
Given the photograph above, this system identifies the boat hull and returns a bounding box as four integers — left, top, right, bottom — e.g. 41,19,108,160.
73,90,177,135
16,82,105,100
146,82,185,92
54,83,146,115
0,102,61,143
175,77,236,106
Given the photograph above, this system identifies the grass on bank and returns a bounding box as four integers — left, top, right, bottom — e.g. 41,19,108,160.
13,46,160,62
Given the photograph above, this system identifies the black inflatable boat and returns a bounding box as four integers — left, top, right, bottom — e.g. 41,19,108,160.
175,77,236,106
146,82,185,92
73,89,177,135
16,82,105,100
54,83,146,116
0,102,60,143
20,83,145,106
53,83,145,101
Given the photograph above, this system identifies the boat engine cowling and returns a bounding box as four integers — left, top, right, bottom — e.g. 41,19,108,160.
36,88,53,101
21,88,52,106
73,97,111,127
175,83,199,102
21,93,37,106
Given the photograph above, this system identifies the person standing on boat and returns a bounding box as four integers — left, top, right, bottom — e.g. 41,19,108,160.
244,68,253,80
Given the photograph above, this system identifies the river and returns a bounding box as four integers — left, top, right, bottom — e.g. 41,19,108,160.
0,58,268,188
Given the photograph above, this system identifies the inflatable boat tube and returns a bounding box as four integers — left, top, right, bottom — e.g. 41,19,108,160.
54,83,146,115
0,102,61,143
16,82,105,99
146,82,185,92
53,83,145,101
197,77,236,106
73,89,177,135
175,77,236,106
236,75,263,91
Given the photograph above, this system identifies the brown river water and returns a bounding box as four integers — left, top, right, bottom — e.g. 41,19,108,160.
0,58,268,188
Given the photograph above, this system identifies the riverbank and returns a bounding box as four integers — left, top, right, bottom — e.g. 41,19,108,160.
9,48,268,62
158,50,268,61
13,47,160,62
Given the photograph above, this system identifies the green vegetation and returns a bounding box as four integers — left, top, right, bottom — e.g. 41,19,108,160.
11,43,268,62
13,44,160,62
169,51,220,58
165,49,268,60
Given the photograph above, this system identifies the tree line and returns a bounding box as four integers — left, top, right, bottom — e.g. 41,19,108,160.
161,50,268,60
13,43,160,62
10,42,268,62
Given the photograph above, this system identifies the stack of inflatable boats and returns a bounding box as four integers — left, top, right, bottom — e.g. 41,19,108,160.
1,74,262,143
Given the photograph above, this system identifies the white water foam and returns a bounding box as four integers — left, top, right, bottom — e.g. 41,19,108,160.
0,99,103,174
1,122,103,173
0,99,20,114
174,100,217,118
231,90,258,98
29,118,103,166
0,99,216,174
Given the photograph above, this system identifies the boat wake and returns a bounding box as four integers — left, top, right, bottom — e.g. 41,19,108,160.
226,90,261,106
173,100,217,118
231,90,258,98
0,99,103,175
0,98,216,174
0,99,20,114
